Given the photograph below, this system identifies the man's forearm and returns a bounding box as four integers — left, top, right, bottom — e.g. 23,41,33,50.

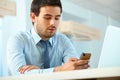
18,65,54,74
19,65,40,74
23,68,54,74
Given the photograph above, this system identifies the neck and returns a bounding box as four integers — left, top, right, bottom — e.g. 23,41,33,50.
42,38,49,41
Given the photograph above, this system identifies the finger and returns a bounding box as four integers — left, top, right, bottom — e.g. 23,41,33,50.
19,66,40,73
69,58,78,62
19,66,26,73
20,66,30,74
76,62,88,66
26,66,39,72
19,66,25,72
78,60,89,63
76,60,89,66
21,66,31,74
19,66,30,74
76,64,89,70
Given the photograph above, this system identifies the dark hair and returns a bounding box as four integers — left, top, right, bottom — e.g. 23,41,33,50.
30,0,62,16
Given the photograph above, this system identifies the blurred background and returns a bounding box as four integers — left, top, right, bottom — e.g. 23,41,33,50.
0,0,120,76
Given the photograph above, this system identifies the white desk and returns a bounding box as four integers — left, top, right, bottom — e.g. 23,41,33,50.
0,67,120,80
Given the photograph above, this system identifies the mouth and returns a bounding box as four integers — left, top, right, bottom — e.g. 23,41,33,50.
48,27,56,33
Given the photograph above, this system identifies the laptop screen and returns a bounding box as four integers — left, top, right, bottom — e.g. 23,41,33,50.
98,25,120,68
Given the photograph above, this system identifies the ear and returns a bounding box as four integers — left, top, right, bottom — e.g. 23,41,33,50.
30,12,36,23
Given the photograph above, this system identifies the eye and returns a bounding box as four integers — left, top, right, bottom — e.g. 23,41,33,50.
55,17,60,20
44,17,51,20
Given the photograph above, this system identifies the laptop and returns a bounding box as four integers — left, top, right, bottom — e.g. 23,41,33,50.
98,25,120,68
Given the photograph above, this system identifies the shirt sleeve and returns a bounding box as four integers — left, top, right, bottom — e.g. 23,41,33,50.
60,34,79,63
24,68,54,74
7,33,27,75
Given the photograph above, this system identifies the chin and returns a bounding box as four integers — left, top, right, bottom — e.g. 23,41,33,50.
45,33,55,39
49,33,55,37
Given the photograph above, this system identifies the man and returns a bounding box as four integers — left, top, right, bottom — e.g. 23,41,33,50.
7,0,89,75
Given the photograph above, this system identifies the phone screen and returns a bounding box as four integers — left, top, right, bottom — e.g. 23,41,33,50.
80,53,91,60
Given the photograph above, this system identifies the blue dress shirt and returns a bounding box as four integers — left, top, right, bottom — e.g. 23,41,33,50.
7,28,79,75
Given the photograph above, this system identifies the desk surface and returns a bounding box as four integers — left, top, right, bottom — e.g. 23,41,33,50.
0,67,120,80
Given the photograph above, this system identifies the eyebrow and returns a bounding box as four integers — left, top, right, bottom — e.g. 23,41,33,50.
44,14,61,17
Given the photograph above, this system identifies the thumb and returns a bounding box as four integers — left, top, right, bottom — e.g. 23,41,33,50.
69,58,78,62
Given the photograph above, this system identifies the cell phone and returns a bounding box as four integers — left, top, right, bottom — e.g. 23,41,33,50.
80,53,91,60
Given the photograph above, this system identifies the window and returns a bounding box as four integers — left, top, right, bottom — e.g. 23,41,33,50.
0,18,2,76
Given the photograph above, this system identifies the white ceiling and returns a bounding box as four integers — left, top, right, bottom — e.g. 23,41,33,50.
67,0,120,22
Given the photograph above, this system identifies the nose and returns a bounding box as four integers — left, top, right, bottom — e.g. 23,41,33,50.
50,19,55,26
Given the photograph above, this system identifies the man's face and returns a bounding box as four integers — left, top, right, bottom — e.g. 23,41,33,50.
31,6,61,40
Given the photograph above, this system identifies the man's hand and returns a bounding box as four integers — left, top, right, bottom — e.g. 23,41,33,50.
54,58,89,72
19,65,40,74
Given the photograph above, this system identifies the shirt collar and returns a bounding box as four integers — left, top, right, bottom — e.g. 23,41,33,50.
31,28,54,46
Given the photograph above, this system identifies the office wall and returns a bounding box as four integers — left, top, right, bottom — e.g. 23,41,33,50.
0,18,2,76
109,18,120,27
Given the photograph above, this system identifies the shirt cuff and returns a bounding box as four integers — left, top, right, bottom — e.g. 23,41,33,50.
24,68,55,74
39,68,54,73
